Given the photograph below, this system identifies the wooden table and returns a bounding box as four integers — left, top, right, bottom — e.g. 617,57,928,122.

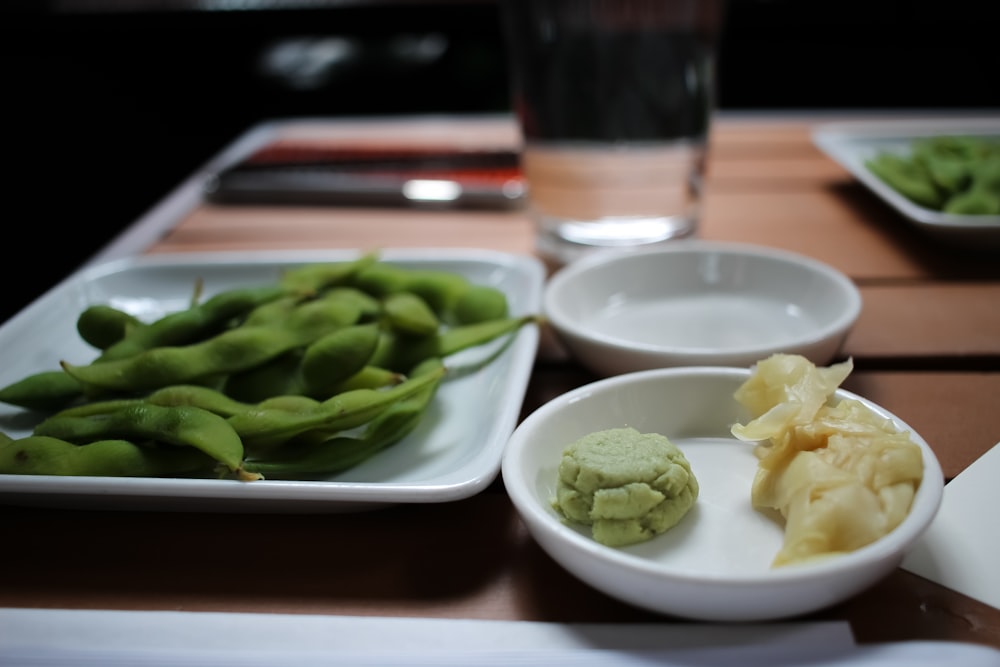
3,113,999,650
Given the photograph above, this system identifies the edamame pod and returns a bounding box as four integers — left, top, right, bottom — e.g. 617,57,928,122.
76,305,142,350
33,403,246,474
64,327,304,393
331,365,404,392
351,265,476,319
285,294,363,332
51,384,318,421
49,384,254,420
47,397,145,418
222,350,307,403
241,294,308,327
401,269,471,315
0,435,213,477
98,284,294,362
867,136,1000,214
257,395,321,413
318,287,381,321
865,153,942,209
230,362,446,450
0,370,84,412
370,314,539,374
279,252,379,293
949,160,1000,214
915,150,970,195
449,285,509,325
972,157,1000,191
945,186,1000,215
300,323,381,399
349,261,412,297
146,384,257,418
380,292,439,336
224,300,372,401
243,358,444,476
63,299,360,393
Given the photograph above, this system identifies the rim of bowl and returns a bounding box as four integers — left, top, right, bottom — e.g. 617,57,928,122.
543,241,863,358
501,365,944,587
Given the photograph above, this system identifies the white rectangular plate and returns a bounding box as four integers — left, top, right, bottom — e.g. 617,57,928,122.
811,117,1000,249
0,249,544,512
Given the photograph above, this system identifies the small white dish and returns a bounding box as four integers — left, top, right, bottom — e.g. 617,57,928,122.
0,248,544,512
812,117,1000,249
501,366,944,622
543,241,861,377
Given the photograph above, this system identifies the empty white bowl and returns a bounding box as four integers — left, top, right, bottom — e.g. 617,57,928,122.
543,241,862,376
501,366,944,622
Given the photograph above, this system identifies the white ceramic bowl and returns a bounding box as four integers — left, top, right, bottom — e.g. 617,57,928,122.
543,241,862,377
501,366,944,622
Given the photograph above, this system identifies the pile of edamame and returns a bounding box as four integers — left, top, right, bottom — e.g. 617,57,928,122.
865,135,1000,215
0,252,539,481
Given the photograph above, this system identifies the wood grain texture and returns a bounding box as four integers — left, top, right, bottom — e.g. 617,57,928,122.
4,115,998,649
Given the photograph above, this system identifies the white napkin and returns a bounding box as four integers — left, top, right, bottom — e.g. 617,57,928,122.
902,442,1000,610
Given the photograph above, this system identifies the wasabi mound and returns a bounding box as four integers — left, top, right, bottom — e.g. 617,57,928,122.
553,427,699,547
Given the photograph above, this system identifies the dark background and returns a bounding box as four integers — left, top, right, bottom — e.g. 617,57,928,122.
2,0,998,324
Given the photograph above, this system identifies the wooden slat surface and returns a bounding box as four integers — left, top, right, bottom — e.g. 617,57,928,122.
3,114,999,651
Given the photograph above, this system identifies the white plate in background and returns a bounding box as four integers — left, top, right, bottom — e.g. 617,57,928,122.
0,249,544,512
812,118,1000,248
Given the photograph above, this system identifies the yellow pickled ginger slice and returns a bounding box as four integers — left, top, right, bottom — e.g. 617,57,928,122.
731,354,924,567
731,354,853,442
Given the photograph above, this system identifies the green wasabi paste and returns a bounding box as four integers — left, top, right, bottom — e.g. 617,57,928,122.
552,427,698,548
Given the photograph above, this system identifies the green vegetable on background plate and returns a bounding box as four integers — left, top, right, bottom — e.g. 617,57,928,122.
865,135,1000,216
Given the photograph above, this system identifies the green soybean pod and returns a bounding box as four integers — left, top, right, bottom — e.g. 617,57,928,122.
257,395,321,413
971,156,1000,192
318,287,381,321
62,326,303,393
47,397,145,418
33,403,246,474
380,292,440,336
0,435,213,477
243,358,444,477
223,295,368,401
146,384,257,418
0,370,84,411
285,294,363,333
63,298,360,394
76,304,142,350
401,269,471,315
51,384,256,420
98,283,294,362
222,350,307,403
279,252,379,293
241,294,308,327
331,365,405,392
914,144,972,196
866,153,942,209
449,285,509,325
944,187,1000,215
370,314,538,374
349,261,412,297
231,362,446,451
300,323,381,399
